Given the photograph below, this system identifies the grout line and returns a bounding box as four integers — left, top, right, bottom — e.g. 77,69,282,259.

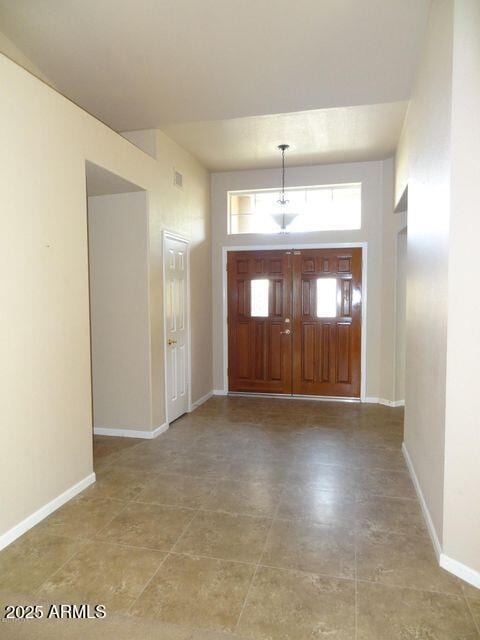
464,595,480,635
169,509,201,553
126,507,202,615
234,481,286,633
33,541,89,597
127,551,171,615
257,561,355,583
168,550,257,567
90,500,132,540
354,577,467,597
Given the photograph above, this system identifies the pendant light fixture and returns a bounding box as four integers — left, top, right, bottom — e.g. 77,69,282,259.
271,144,298,233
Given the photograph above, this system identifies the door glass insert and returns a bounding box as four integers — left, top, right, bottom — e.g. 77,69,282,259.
316,278,337,317
251,279,269,317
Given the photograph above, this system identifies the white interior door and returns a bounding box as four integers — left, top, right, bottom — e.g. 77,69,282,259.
164,234,189,422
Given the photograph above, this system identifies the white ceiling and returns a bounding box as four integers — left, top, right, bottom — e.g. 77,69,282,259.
0,0,429,170
161,101,408,171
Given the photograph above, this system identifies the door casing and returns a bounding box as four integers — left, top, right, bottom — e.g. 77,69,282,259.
221,242,368,401
163,230,192,423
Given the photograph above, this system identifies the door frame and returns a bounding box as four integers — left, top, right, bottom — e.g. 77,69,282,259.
162,230,192,424
222,242,368,401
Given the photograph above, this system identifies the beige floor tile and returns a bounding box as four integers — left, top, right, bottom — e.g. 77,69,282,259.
6,398,469,639
304,415,355,429
293,443,357,468
0,588,212,639
169,453,233,478
97,502,194,551
352,445,406,470
354,429,403,448
174,511,271,563
278,485,356,527
134,473,216,508
356,528,462,594
93,435,140,461
131,554,255,633
355,468,416,499
355,496,426,536
357,582,479,639
227,458,291,484
189,628,252,640
262,519,355,579
233,441,294,461
0,530,85,593
38,541,165,614
111,447,179,473
463,582,480,600
294,427,355,447
237,565,355,640
86,467,160,500
204,479,284,517
289,463,359,494
189,436,244,458
132,438,193,457
35,495,125,539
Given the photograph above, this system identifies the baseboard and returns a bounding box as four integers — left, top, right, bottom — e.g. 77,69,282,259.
372,398,405,407
383,398,405,407
213,391,404,406
440,553,480,590
93,423,168,439
402,443,442,558
0,473,96,551
189,391,213,411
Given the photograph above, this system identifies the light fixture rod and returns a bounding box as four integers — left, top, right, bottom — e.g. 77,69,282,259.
278,144,289,203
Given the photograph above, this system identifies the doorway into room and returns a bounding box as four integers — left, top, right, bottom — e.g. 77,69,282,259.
227,247,363,398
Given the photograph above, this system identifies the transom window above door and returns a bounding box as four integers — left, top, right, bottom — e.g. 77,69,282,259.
228,183,361,235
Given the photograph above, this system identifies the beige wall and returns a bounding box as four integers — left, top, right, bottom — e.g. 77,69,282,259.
396,0,480,580
443,0,480,575
379,160,408,403
394,228,407,402
88,192,151,430
211,159,402,401
121,129,158,159
394,0,453,545
0,54,211,541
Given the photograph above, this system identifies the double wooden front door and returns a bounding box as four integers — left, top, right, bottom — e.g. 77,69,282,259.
227,248,362,398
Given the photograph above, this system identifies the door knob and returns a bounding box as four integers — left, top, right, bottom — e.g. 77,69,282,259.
168,339,177,346
280,329,291,335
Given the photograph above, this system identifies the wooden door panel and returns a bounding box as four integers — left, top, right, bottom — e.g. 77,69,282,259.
228,250,292,393
269,323,283,380
228,247,362,398
292,248,362,397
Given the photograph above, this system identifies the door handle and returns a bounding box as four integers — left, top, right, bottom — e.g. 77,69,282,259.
280,329,291,335
167,339,177,346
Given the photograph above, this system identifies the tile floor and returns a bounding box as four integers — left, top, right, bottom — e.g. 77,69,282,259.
1,396,479,639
